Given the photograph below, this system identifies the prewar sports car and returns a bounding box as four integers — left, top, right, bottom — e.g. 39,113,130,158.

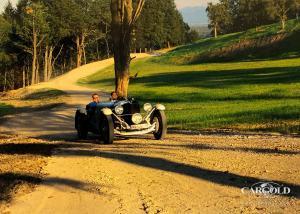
75,98,167,144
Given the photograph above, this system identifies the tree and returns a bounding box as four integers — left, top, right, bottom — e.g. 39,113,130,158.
15,0,49,85
272,0,298,30
207,2,230,38
110,0,145,98
0,15,13,91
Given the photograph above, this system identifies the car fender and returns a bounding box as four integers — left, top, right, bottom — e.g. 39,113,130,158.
155,104,166,111
102,108,113,116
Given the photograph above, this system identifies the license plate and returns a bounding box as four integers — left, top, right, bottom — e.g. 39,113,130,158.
131,124,149,130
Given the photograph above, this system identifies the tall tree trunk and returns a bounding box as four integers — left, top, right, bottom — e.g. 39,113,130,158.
281,18,285,30
76,34,85,67
105,37,110,59
83,46,87,65
31,32,37,85
47,46,54,80
36,57,40,84
26,65,29,86
82,34,86,65
111,0,145,98
214,25,217,38
76,36,82,67
23,66,26,88
44,45,49,81
105,24,110,58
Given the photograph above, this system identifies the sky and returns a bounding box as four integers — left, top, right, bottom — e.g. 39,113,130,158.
175,0,216,9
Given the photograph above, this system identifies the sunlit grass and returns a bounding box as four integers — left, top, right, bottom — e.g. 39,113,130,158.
0,88,67,118
78,57,300,134
156,19,300,64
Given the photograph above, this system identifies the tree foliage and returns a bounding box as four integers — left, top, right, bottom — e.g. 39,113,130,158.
207,0,300,36
135,0,189,50
0,0,189,92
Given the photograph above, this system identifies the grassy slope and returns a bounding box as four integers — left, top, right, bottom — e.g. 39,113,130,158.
0,88,66,118
157,19,300,64
79,21,300,134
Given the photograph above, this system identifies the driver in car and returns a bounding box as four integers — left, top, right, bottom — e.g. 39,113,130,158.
87,93,100,110
110,91,118,101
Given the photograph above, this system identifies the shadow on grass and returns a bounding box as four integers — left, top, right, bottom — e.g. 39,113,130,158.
85,66,300,90
21,89,66,100
0,103,14,117
133,66,300,89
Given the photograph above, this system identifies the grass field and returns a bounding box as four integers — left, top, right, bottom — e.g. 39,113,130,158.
0,103,14,117
78,21,300,134
0,88,66,118
157,19,300,64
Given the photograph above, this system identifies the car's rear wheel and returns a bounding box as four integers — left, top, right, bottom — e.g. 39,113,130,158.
152,110,167,140
100,114,114,144
76,112,88,139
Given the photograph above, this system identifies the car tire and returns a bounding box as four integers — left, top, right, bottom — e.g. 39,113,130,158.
76,112,88,139
152,110,167,140
100,114,114,144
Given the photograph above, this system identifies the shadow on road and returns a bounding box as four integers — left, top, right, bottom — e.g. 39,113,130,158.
0,172,104,203
0,142,299,199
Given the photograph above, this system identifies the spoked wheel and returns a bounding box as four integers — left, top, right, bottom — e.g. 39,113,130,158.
151,110,167,140
76,112,88,139
100,114,114,144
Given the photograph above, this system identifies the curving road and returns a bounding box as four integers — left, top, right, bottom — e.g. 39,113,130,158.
1,54,299,214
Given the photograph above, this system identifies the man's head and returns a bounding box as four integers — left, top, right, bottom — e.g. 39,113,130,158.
92,93,100,103
111,91,118,101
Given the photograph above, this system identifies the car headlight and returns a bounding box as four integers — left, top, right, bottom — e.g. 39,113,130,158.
132,113,143,124
115,105,124,115
143,103,152,112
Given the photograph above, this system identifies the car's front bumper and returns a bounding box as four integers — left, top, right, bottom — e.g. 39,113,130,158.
114,123,156,136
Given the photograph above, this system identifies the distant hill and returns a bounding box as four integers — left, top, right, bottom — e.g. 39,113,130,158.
155,19,300,64
179,6,208,26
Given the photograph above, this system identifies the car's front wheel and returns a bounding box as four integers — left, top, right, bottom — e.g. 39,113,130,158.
152,110,167,140
100,114,114,144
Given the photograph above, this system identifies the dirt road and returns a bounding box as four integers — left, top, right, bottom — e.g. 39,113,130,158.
1,55,299,213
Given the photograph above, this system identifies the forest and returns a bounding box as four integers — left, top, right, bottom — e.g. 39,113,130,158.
0,0,195,92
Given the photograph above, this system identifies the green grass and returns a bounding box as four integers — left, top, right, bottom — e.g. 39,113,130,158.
0,103,14,117
156,19,300,64
0,88,66,118
21,88,66,100
79,57,300,134
78,20,300,134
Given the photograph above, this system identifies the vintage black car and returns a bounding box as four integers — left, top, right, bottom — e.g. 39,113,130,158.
75,98,167,144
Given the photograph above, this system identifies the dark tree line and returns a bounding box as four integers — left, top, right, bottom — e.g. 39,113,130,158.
0,0,193,92
134,0,194,50
207,0,300,38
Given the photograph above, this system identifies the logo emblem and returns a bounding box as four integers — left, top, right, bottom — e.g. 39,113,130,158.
241,182,291,197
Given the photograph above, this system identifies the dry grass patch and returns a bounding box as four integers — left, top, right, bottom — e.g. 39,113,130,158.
0,134,58,211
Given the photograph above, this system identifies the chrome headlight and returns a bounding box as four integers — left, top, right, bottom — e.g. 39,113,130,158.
143,103,152,112
132,113,143,124
115,105,124,115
